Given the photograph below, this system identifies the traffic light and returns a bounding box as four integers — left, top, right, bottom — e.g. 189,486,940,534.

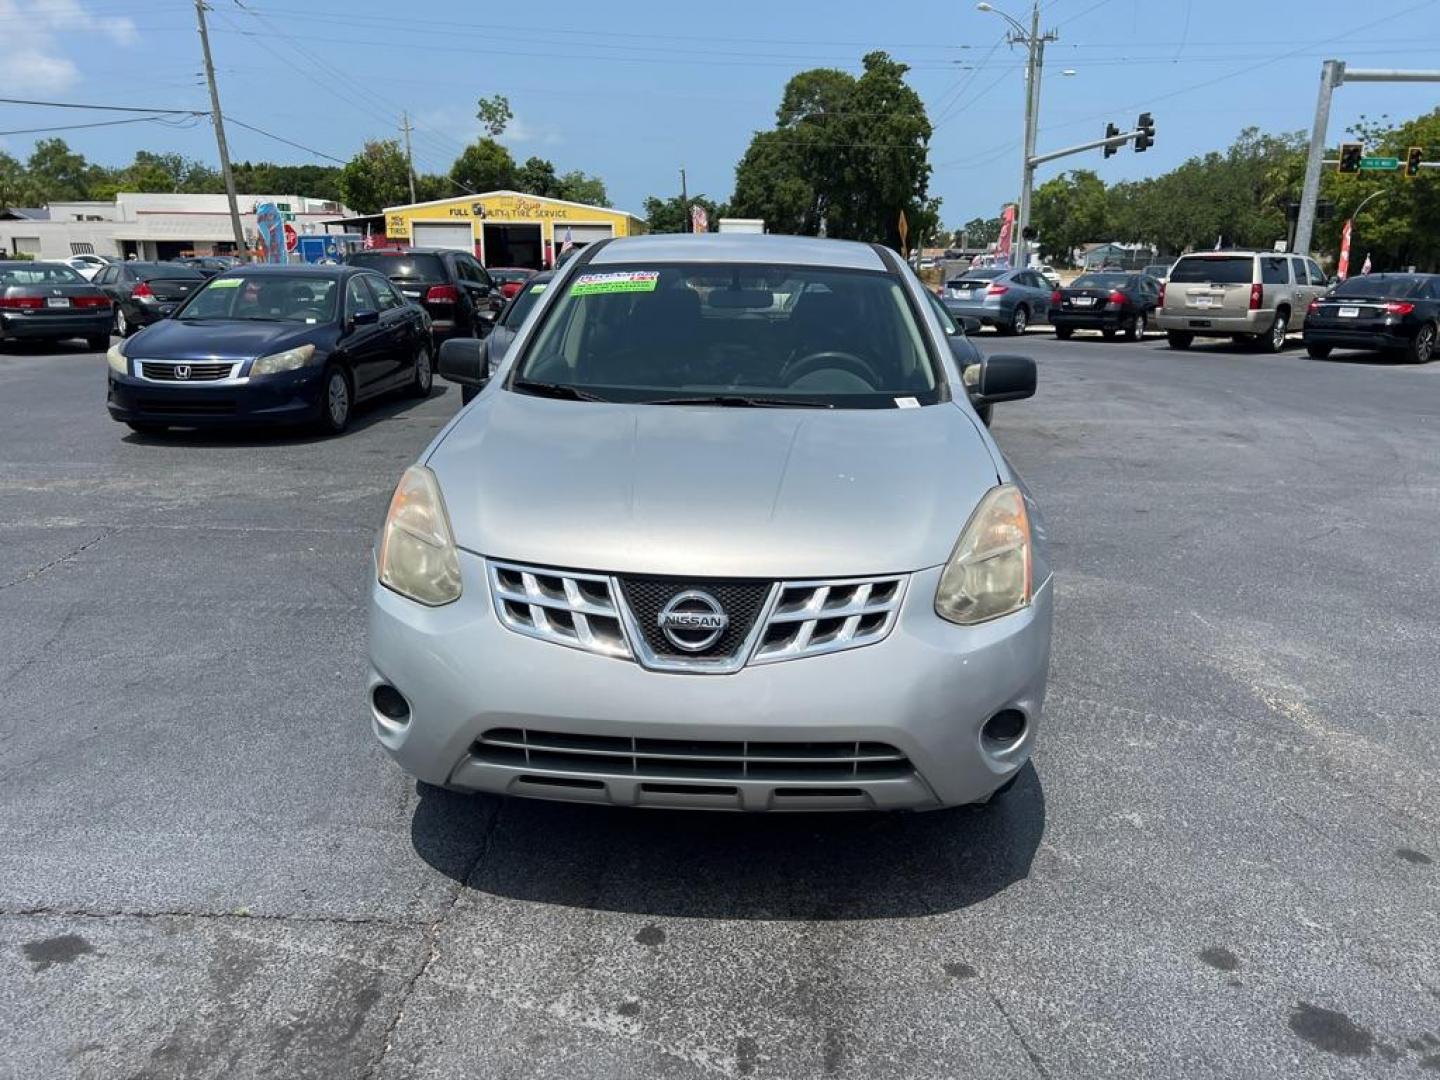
1338,143,1363,174
1103,122,1120,159
1135,112,1155,152
1405,146,1424,178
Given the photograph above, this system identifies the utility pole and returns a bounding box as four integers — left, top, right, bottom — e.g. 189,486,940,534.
679,166,688,234
1295,60,1440,255
194,0,246,257
978,2,1055,269
401,111,417,204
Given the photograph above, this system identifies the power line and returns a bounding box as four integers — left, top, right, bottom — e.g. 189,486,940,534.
0,96,206,116
224,117,348,164
0,115,190,137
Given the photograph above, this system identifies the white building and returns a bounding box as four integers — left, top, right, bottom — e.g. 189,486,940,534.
0,192,355,262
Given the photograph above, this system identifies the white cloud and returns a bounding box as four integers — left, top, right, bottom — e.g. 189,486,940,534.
0,0,138,93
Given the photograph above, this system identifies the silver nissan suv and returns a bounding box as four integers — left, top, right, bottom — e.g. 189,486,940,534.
367,234,1053,812
1156,250,1331,352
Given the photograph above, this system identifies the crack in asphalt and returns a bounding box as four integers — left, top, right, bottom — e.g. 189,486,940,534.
984,987,1050,1080
361,800,507,1079
0,905,420,929
0,526,120,591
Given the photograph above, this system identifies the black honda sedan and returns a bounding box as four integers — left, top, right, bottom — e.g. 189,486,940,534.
1304,273,1439,363
0,260,113,349
93,261,208,337
106,265,433,435
1050,272,1161,341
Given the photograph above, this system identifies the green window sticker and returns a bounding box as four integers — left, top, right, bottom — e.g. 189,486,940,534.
530,283,547,294
206,277,243,289
570,271,659,297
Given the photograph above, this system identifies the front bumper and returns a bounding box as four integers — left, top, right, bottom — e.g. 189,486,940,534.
1,311,111,340
1154,308,1271,335
106,367,324,427
368,552,1054,811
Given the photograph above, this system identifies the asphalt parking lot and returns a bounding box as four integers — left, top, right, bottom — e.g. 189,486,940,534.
1,330,1437,1080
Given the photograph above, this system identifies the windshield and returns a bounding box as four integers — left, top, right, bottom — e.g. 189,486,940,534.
347,252,445,281
1169,256,1252,285
1332,274,1425,298
1071,273,1128,290
501,279,549,327
0,263,86,285
491,269,533,285
513,262,941,408
177,274,339,322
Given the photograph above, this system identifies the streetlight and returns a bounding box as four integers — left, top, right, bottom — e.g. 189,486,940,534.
976,1,1055,268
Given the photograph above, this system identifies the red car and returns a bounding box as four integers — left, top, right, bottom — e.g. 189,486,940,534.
488,267,536,300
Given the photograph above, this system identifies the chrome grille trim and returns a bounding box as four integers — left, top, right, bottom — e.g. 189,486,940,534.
488,560,631,660
751,576,907,663
136,359,243,384
473,727,914,781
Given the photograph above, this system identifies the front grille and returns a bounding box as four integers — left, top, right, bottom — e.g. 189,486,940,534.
489,561,630,659
616,576,771,662
140,361,235,382
473,728,913,781
752,577,906,663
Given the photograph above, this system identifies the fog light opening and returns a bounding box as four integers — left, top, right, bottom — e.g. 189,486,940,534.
982,708,1027,747
372,683,411,724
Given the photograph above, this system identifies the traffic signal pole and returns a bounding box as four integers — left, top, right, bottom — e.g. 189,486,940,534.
1294,60,1440,255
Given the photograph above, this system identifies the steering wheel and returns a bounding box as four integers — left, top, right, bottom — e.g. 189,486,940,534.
782,350,881,390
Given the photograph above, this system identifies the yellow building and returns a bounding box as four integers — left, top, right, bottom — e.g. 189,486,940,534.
381,190,645,270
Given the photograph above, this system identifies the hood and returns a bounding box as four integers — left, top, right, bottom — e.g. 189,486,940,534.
126,318,332,362
427,390,1002,578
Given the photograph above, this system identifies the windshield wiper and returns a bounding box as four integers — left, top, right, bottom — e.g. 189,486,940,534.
511,379,610,402
647,394,835,409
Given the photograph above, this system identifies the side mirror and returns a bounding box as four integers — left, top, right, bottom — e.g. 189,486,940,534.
970,354,1036,404
438,337,490,388
352,309,380,327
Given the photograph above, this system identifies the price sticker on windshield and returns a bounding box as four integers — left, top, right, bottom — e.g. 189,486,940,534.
570,271,659,297
206,277,243,289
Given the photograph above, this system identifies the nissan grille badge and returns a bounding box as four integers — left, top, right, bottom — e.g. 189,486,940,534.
657,591,729,652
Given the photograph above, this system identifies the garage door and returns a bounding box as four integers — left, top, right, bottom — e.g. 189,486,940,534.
411,221,475,252
562,224,613,245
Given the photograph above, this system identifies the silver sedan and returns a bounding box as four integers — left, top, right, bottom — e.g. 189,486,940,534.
368,233,1053,812
943,267,1053,335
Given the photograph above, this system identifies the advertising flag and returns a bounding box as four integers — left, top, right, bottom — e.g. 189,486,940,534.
690,204,709,233
996,204,1015,267
1337,219,1352,281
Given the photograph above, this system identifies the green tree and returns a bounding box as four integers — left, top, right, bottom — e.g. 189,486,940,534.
338,139,413,214
515,156,559,196
643,193,725,233
954,216,1001,248
555,170,609,207
25,139,94,201
449,138,515,195
730,51,934,248
0,150,42,209
476,94,513,138
1031,170,1110,264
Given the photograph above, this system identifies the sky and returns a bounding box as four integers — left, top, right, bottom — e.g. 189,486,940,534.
2,0,1439,228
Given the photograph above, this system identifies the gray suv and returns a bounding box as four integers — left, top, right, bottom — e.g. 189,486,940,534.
1156,251,1331,352
368,234,1054,812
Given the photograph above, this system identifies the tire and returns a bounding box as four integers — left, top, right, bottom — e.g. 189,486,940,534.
125,421,167,435
1126,311,1147,341
86,334,108,351
1259,309,1289,353
1009,305,1029,336
114,306,132,338
1054,326,1073,340
1166,331,1193,350
407,341,434,398
1305,342,1332,359
315,364,353,435
1404,321,1437,364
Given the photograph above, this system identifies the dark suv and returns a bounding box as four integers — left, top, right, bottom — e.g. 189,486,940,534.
344,248,501,340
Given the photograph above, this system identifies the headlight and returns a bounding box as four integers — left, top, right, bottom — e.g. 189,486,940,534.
935,484,1032,625
106,343,127,375
249,343,317,377
377,465,462,606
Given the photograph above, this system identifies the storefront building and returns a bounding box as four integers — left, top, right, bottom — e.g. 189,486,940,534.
380,191,644,270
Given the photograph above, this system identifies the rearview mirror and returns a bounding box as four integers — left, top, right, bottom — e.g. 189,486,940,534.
438,337,490,388
971,354,1036,404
